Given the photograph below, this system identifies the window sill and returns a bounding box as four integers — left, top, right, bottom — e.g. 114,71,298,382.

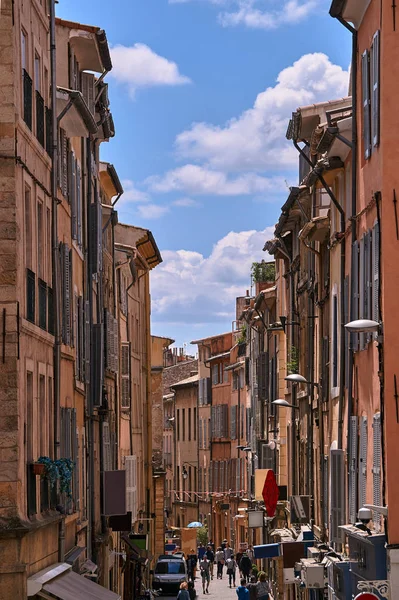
22,318,54,344
18,119,52,170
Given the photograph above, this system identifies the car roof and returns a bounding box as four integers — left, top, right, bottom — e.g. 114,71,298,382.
157,555,185,561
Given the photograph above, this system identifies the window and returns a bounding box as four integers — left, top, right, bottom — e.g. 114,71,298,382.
177,409,180,441
121,343,130,407
188,407,191,441
345,162,351,219
24,187,32,269
21,30,27,71
193,407,196,441
22,33,32,129
26,371,34,461
332,294,338,389
223,364,229,383
39,375,46,456
34,53,41,92
26,268,35,323
362,31,380,160
182,408,185,442
37,201,44,279
60,243,72,345
212,363,219,385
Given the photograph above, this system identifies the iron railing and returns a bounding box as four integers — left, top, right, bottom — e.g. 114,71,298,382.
36,91,45,147
26,269,35,323
23,69,33,130
38,278,47,330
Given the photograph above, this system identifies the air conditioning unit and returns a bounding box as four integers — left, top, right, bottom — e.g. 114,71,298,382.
307,546,321,560
301,560,325,589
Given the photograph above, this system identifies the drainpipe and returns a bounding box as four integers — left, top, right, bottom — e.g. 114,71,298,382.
293,140,346,450
49,0,65,562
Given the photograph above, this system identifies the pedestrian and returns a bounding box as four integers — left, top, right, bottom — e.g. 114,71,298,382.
199,555,211,594
256,572,271,600
215,546,225,579
221,539,227,550
206,545,215,580
177,582,190,600
187,549,198,581
247,546,254,562
226,554,237,588
240,552,252,583
224,542,234,561
198,543,206,560
235,550,243,577
246,576,258,600
188,580,197,600
236,578,250,600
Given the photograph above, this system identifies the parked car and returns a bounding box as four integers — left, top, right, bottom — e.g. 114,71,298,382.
152,555,187,593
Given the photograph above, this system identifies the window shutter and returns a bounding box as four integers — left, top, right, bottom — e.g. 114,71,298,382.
332,295,338,387
371,30,380,147
349,416,358,524
76,163,82,246
372,221,380,323
330,449,345,543
236,458,240,493
113,316,119,373
372,413,382,531
359,236,365,350
78,296,84,381
62,133,69,198
81,72,95,115
199,418,203,449
71,155,77,237
84,300,90,383
358,416,368,510
206,377,211,405
362,50,371,159
105,310,112,370
344,276,350,389
121,342,131,408
230,405,237,440
62,244,71,345
102,421,112,472
125,455,137,523
323,455,329,531
199,378,204,406
352,240,359,352
72,411,79,510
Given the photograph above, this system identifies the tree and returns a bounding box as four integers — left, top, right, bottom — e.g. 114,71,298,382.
251,261,275,283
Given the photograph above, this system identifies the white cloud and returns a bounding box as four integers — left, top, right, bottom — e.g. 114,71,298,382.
169,0,324,29
175,53,349,172
151,227,274,324
172,197,202,207
110,43,191,96
146,164,286,196
219,0,319,29
120,179,149,204
136,204,170,219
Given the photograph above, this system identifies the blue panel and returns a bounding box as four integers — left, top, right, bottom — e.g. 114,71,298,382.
165,544,177,551
253,543,280,559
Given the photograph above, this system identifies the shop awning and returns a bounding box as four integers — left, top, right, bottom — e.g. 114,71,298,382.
43,570,120,600
28,563,120,600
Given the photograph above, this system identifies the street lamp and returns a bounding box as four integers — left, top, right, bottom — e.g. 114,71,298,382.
272,399,299,410
284,373,319,387
344,319,380,333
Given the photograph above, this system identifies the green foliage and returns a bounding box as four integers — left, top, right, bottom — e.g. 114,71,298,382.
286,345,299,375
197,525,208,546
237,323,247,344
251,261,275,283
38,456,75,497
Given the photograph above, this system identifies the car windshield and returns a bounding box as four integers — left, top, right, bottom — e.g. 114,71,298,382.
155,561,185,574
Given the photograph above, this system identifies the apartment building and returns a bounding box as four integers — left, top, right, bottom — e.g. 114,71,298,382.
0,3,163,598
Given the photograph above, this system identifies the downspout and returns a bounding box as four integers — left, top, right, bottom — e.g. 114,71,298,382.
294,139,346,449
49,0,65,562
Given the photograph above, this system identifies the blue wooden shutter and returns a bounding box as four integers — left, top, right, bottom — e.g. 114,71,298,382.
352,240,359,352
359,236,365,350
362,50,371,159
372,221,380,323
371,30,380,147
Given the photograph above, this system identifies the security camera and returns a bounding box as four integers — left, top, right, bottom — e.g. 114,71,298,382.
357,507,372,524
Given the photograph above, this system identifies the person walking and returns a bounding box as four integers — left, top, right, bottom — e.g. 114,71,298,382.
187,549,198,581
226,554,237,588
206,545,215,580
240,552,252,583
199,555,211,594
198,543,206,560
177,582,190,600
236,578,250,600
256,571,271,600
246,576,258,600
224,542,234,561
215,546,225,579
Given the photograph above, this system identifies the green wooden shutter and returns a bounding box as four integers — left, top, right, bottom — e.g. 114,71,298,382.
362,50,371,159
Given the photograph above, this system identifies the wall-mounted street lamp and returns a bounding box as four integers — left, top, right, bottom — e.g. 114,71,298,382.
344,319,380,333
272,398,299,410
284,373,319,387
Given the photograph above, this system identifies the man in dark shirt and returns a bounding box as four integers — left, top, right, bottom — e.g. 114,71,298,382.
206,546,215,580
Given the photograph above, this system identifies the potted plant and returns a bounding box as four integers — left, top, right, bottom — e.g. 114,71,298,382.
37,456,75,497
31,461,46,476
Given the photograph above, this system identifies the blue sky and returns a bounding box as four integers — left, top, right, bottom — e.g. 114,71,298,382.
57,0,351,351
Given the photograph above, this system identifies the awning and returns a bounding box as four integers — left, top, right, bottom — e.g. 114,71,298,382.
43,570,120,600
298,216,330,243
28,563,120,599
56,88,97,136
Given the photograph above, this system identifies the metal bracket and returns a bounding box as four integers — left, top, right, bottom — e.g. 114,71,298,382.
357,580,390,598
